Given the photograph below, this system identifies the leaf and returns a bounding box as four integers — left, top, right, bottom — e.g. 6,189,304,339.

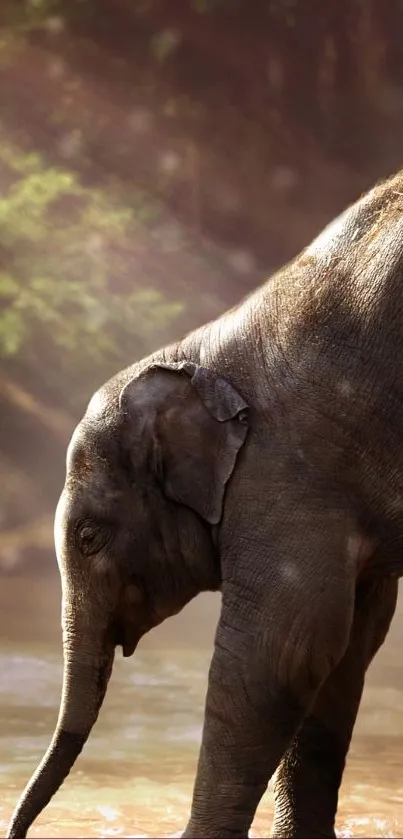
0,309,25,355
0,272,19,297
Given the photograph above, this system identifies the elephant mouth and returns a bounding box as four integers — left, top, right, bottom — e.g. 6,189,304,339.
115,622,141,658
122,637,138,657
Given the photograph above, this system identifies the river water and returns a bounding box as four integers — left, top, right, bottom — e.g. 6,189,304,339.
1,575,403,838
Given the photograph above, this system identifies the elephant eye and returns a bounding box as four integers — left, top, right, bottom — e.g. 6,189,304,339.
76,523,104,556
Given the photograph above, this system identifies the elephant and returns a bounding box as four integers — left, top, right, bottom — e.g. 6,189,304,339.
7,168,403,839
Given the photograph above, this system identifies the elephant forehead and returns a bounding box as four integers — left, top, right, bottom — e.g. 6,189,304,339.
66,424,92,475
86,385,115,421
66,414,118,478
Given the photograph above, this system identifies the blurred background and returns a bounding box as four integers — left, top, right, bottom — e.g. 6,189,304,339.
2,2,403,837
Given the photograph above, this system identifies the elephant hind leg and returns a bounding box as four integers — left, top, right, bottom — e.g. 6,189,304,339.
271,576,398,838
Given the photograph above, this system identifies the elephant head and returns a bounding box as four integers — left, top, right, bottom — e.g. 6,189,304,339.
7,359,249,838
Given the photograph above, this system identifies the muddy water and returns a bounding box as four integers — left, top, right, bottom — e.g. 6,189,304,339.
2,577,403,838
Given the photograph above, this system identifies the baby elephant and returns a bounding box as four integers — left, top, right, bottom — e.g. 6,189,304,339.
8,170,403,838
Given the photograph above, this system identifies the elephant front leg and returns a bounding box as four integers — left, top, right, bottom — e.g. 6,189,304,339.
183,589,356,830
182,490,359,838
183,632,307,837
271,576,398,838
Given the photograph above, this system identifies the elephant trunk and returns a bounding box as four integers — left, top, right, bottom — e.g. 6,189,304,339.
6,630,115,839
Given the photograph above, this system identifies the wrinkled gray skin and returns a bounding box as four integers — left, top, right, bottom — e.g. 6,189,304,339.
9,170,403,839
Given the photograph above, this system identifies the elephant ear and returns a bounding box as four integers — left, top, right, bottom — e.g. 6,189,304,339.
119,361,249,525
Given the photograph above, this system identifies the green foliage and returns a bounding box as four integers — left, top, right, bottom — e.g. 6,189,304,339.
0,138,183,376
